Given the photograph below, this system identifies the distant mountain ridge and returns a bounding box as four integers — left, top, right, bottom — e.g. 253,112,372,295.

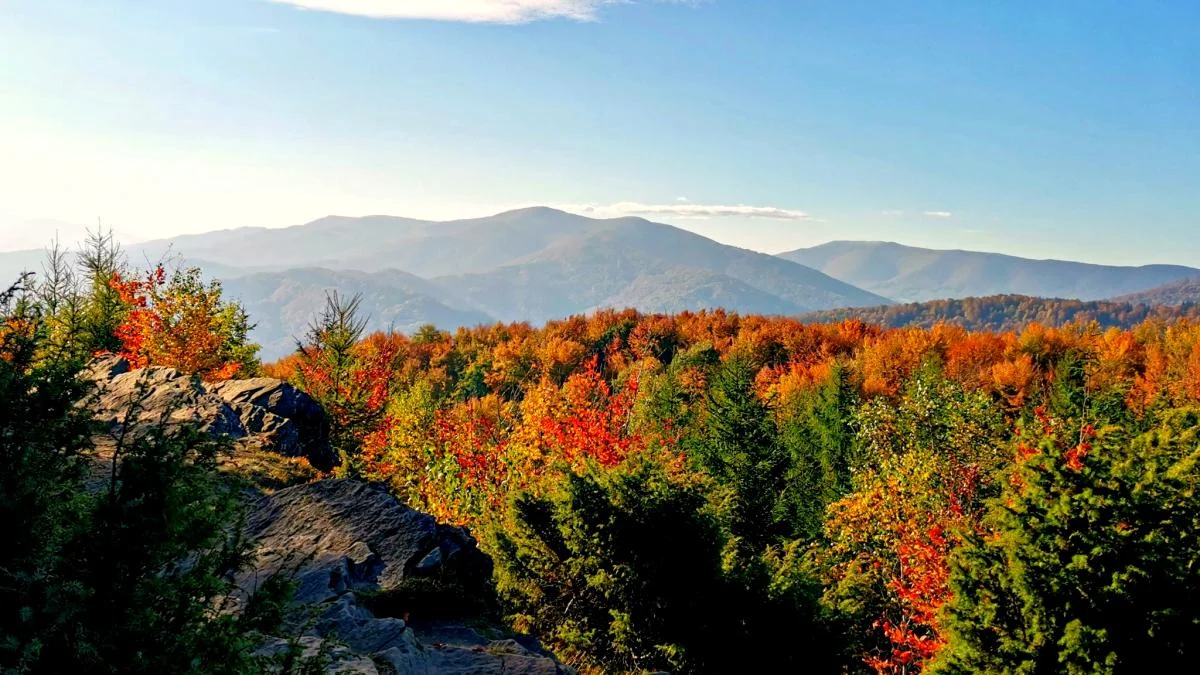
0,208,890,358
6,212,1198,360
779,241,1200,303
220,268,494,359
430,214,887,323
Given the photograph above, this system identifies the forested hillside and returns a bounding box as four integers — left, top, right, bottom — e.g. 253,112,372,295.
799,294,1200,332
266,297,1200,673
8,237,1200,673
1113,276,1200,307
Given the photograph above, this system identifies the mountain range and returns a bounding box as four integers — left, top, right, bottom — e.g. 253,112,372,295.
779,241,1200,303
3,209,1198,360
0,208,886,358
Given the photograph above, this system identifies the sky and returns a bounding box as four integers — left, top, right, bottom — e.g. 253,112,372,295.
1,0,1197,264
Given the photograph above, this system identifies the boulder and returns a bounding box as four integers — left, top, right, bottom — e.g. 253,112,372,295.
241,480,564,674
81,359,334,471
208,377,333,469
82,353,131,381
88,365,245,439
242,480,491,604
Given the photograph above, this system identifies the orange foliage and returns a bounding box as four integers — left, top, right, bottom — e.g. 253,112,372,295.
109,266,251,381
535,357,644,471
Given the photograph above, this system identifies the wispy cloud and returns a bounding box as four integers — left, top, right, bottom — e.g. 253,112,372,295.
880,210,905,216
564,201,812,221
267,0,675,23
923,210,953,218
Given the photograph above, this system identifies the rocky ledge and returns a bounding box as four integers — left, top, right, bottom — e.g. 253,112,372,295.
81,360,566,674
244,480,564,674
84,355,335,470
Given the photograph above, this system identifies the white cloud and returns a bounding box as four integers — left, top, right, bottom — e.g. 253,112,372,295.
268,0,627,23
923,210,953,218
565,201,812,221
880,210,905,216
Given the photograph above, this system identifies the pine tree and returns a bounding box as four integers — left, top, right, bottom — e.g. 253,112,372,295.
692,354,792,557
74,227,128,355
780,361,859,538
933,408,1200,674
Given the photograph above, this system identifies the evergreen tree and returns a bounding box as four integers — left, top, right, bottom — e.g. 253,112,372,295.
780,361,859,538
489,455,841,674
74,227,129,355
933,408,1200,674
0,274,291,674
294,291,370,472
691,354,792,556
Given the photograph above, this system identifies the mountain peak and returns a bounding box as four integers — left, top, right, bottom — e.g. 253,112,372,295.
491,206,575,219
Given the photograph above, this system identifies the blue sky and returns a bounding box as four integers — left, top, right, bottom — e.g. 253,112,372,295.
1,0,1197,264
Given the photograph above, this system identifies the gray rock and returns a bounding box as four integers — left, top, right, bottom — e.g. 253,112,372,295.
80,360,333,469
82,354,130,381
241,480,565,674
254,636,381,674
88,366,245,439
242,480,444,603
209,377,333,468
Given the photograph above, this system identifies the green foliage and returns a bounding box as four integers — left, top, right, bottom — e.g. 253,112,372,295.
0,277,292,674
75,228,129,356
779,361,860,538
691,354,793,557
489,455,839,674
294,291,371,471
0,276,95,669
933,409,1200,674
490,457,727,673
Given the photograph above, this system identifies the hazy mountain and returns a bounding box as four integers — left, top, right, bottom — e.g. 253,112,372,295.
135,207,597,278
799,295,1200,333
0,208,888,357
779,241,1200,303
144,207,889,323
0,249,54,287
222,268,493,359
429,214,889,322
1110,276,1200,307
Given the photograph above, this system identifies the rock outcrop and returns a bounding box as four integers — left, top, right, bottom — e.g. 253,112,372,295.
81,358,564,673
242,480,565,675
209,377,333,469
84,356,334,469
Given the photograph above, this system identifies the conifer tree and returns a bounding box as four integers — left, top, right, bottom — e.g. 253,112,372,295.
692,354,793,557
933,408,1200,674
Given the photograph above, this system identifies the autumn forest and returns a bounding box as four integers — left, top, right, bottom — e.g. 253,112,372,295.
6,233,1200,674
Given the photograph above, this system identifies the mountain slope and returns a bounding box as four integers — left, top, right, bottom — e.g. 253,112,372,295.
222,268,493,359
431,216,890,322
799,295,1200,332
136,207,597,278
780,241,1200,302
1,208,888,354
1111,276,1200,306
139,208,889,323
